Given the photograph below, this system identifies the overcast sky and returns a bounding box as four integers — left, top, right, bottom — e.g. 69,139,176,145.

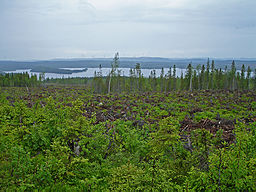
0,0,255,60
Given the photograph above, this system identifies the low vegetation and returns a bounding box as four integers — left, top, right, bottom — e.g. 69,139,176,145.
0,86,255,191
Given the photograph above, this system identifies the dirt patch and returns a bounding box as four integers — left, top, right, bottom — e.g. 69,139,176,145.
180,117,236,145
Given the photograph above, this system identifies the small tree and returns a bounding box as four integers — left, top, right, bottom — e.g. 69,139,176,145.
254,69,256,90
160,68,165,92
196,64,201,90
231,60,236,91
206,58,210,89
167,67,172,91
241,64,245,90
173,65,177,91
135,63,141,91
201,65,205,90
211,60,215,89
108,52,119,94
185,63,193,91
246,66,251,90
180,72,184,90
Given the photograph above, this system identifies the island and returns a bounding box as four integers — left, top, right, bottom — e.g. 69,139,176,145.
30,66,88,74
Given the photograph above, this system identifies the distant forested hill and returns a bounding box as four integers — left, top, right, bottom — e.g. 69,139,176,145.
0,57,255,72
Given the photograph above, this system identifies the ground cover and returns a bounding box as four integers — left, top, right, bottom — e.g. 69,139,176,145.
0,87,255,191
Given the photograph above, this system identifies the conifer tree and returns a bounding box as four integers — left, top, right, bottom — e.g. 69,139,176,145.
241,64,245,90
129,68,135,92
254,69,256,90
224,66,229,89
236,71,241,90
216,68,222,89
167,67,172,91
206,58,210,89
231,60,236,91
184,63,193,91
211,60,215,89
173,65,177,91
246,66,251,90
200,65,205,89
196,64,201,90
180,72,184,90
160,68,165,92
153,70,157,92
108,52,119,94
135,63,141,91
193,70,197,90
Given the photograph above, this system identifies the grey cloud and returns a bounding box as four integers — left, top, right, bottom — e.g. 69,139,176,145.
0,0,255,59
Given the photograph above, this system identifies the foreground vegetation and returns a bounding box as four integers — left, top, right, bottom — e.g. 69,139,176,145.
0,86,255,191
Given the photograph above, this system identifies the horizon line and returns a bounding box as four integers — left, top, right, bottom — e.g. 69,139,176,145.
1,56,256,62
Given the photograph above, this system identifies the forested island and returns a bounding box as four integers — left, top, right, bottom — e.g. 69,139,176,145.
30,66,87,74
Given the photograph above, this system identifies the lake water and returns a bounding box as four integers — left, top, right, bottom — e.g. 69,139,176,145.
4,68,187,79
4,68,253,79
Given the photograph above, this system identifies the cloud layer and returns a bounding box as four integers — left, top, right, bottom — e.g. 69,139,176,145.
0,0,255,60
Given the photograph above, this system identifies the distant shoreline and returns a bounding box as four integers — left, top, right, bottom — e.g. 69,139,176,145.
0,57,255,71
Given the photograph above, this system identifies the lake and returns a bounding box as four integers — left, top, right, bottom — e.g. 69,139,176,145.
4,68,252,79
4,68,187,79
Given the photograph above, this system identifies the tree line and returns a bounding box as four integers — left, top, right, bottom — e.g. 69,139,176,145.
93,55,256,93
0,72,42,87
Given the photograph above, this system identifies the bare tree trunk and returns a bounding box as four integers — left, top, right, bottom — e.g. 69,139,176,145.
233,77,235,91
108,75,112,94
189,74,193,91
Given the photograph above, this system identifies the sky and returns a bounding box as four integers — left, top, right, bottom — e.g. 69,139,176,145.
0,0,255,60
